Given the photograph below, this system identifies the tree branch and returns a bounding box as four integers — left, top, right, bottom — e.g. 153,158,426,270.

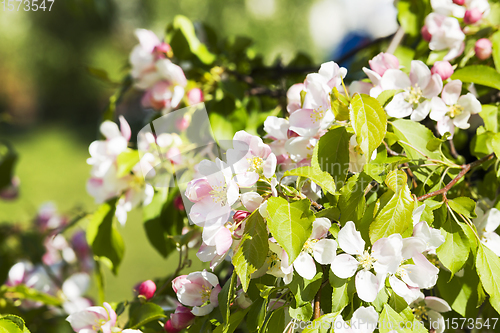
416,153,495,201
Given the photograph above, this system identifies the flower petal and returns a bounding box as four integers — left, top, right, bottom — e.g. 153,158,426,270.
355,270,380,303
313,239,337,265
293,252,317,280
338,221,365,255
331,254,359,279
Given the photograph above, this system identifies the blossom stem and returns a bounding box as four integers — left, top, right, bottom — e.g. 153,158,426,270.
417,153,495,201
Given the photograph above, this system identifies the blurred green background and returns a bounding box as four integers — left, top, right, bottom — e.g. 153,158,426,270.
0,0,327,302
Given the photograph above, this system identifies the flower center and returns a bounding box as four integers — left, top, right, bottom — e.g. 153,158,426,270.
303,239,319,255
406,86,424,106
200,286,212,304
357,250,376,270
310,106,325,123
448,104,464,118
92,319,108,331
412,304,428,321
247,156,264,173
209,185,227,206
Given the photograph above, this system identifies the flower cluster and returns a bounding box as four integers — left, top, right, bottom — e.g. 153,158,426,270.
5,203,94,315
423,0,490,60
86,116,154,225
355,52,481,137
130,29,188,113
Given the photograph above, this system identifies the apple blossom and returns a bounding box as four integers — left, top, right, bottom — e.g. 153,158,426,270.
411,296,451,333
453,0,465,4
286,83,305,113
473,208,500,256
475,38,492,60
331,222,403,302
379,60,443,121
281,218,337,280
66,302,117,333
333,306,379,333
137,280,156,300
226,131,277,187
430,80,481,137
368,52,399,77
413,221,445,254
431,0,466,18
424,13,465,60
174,270,222,316
266,241,294,284
431,61,454,81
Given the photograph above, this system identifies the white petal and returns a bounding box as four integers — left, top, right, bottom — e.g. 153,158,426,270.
442,80,462,106
191,304,215,316
389,275,419,305
380,69,411,90
425,296,451,313
293,252,317,280
410,60,431,89
484,208,500,232
482,232,500,257
410,100,431,122
331,254,359,279
385,93,413,118
313,239,337,265
429,97,449,121
371,234,403,275
338,221,365,255
402,237,427,260
427,310,446,333
311,217,332,239
457,93,481,114
355,270,380,302
351,306,379,333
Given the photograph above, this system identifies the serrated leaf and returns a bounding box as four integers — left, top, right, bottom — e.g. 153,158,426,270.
379,304,411,333
289,302,313,321
448,197,477,219
451,65,500,90
369,176,414,243
338,173,371,225
480,105,500,133
476,244,500,314
219,273,238,329
312,126,351,187
266,197,314,264
232,212,269,292
284,166,336,194
350,94,387,158
436,218,470,276
384,170,408,194
0,319,23,333
86,198,124,275
129,303,166,329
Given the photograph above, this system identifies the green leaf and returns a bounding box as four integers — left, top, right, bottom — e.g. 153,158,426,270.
213,308,250,333
384,170,408,194
492,133,500,160
331,88,350,121
329,271,353,313
284,166,336,194
338,173,371,225
247,298,267,332
447,197,477,219
436,218,470,277
376,89,404,107
451,65,500,91
1,285,62,306
312,126,351,187
232,211,269,292
288,272,323,307
369,170,415,243
116,149,140,178
0,319,23,333
0,142,18,190
476,244,500,314
262,307,285,333
128,303,166,329
168,15,216,64
0,315,30,333
210,113,235,145
350,94,387,158
301,311,342,333
86,199,124,275
397,0,429,37
289,302,313,321
480,105,500,133
379,304,411,333
266,197,314,264
219,273,238,329
492,31,500,73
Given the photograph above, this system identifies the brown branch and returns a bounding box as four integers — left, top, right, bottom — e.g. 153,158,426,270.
313,286,322,319
417,153,495,201
448,139,459,159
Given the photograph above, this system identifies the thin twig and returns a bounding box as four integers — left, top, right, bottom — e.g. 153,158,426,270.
448,139,459,159
417,153,495,201
386,27,405,54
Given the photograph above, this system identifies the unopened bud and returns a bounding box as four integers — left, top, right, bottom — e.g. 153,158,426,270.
187,88,204,105
464,8,482,24
368,53,399,76
137,280,156,300
421,26,432,42
431,61,454,81
453,0,465,4
233,210,251,222
475,38,492,60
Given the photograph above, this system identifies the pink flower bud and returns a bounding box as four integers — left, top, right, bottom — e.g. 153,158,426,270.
475,38,492,60
155,42,172,56
185,179,212,203
187,88,204,105
164,320,181,333
453,0,465,4
431,61,454,81
368,53,399,76
171,275,189,293
168,305,196,331
175,116,191,131
233,210,251,222
464,8,482,24
174,196,184,211
137,280,156,300
421,26,432,42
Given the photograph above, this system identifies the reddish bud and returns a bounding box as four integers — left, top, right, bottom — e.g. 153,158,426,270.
475,38,492,60
431,61,454,81
464,8,482,24
168,306,196,332
174,196,184,211
453,0,465,4
187,88,204,105
164,320,181,333
233,210,251,223
421,26,432,42
137,280,156,300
